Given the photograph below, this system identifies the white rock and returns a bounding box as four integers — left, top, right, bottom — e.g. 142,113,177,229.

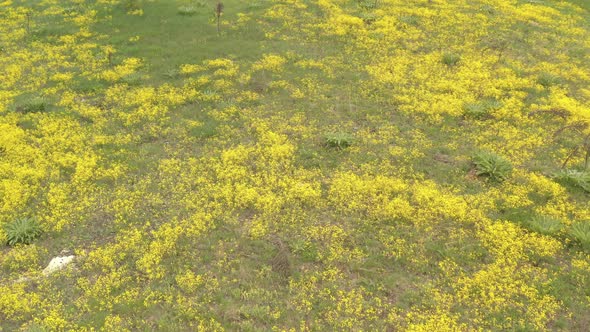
42,255,75,275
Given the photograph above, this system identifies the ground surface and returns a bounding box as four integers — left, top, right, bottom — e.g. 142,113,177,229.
1,0,590,330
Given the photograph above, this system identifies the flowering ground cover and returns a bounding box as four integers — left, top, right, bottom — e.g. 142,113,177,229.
1,0,589,330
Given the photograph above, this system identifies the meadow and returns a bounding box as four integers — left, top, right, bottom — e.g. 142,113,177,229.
0,0,589,330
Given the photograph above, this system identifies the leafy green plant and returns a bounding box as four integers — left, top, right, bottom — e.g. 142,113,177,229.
399,15,419,26
472,151,513,182
324,132,354,149
3,217,42,246
15,97,49,114
442,52,461,66
570,222,590,249
537,72,560,88
463,98,503,119
525,215,563,235
553,169,590,192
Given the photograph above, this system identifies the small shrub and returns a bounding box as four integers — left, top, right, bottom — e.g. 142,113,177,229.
526,215,563,235
3,217,42,246
442,53,461,66
553,169,590,192
472,151,513,182
324,132,354,149
570,222,590,249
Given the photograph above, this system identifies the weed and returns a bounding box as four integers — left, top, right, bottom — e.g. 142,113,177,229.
358,1,377,10
3,217,43,246
537,72,560,88
324,132,354,149
525,215,563,235
553,169,590,192
14,97,49,114
163,68,180,79
463,98,503,119
472,151,513,182
570,222,590,249
399,15,419,26
178,6,198,16
442,53,461,66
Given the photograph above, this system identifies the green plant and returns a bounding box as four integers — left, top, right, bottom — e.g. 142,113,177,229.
553,169,590,192
324,132,354,149
15,97,49,114
463,98,503,119
399,15,419,26
178,6,198,16
472,151,513,182
442,52,461,66
537,72,560,88
3,217,42,246
525,215,563,235
570,222,590,249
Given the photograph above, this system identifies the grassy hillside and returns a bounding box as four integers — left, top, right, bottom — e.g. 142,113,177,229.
1,0,589,330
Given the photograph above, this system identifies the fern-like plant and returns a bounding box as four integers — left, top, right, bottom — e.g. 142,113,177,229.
472,151,513,182
3,217,42,246
570,222,590,250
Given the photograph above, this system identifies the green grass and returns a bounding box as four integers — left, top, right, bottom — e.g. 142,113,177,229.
92,1,269,85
